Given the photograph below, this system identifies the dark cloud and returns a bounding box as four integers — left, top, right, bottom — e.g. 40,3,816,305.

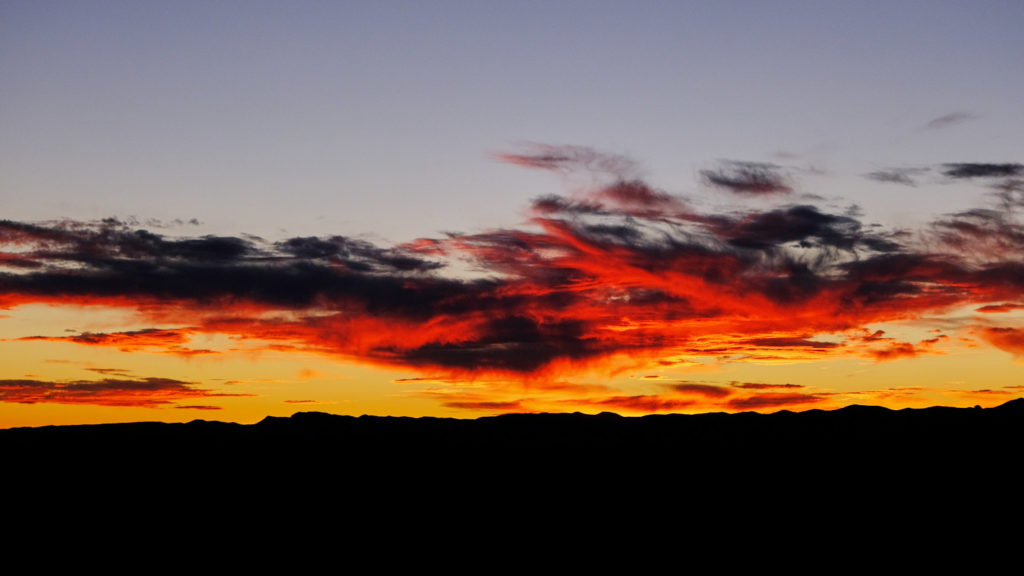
22,328,187,346
742,337,839,349
0,377,245,407
718,205,869,253
529,180,688,222
931,204,1024,263
85,367,133,376
923,112,977,131
865,161,1023,191
384,316,602,373
668,383,731,398
0,220,460,314
701,161,791,195
726,393,826,411
865,167,928,186
0,218,253,263
729,382,805,390
443,400,525,411
18,329,218,357
277,236,443,273
941,163,1023,179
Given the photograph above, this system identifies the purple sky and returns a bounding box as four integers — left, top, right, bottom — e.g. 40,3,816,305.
3,1,1022,242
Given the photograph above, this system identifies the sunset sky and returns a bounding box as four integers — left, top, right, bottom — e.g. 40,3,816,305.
2,1,1023,427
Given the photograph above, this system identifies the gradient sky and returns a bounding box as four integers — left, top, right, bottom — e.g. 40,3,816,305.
2,1,1023,426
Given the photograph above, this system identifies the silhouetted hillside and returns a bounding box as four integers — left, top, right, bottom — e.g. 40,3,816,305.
6,400,1022,488
6,400,1024,529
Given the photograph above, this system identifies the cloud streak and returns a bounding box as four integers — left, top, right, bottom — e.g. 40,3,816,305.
865,167,926,186
17,328,216,356
922,112,977,131
496,144,638,179
701,161,792,195
941,163,1023,179
726,392,827,410
0,377,245,408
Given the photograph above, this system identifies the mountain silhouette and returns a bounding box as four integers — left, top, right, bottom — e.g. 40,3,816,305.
5,399,1022,517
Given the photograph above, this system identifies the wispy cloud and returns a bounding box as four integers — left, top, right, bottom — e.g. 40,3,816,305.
729,382,805,390
495,144,638,179
0,377,247,408
726,392,827,410
922,111,978,131
701,161,791,195
941,163,1023,179
17,328,216,356
668,383,731,398
976,302,1024,313
864,167,928,186
442,399,526,411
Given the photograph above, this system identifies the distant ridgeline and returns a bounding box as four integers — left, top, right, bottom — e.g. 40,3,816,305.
5,400,1022,487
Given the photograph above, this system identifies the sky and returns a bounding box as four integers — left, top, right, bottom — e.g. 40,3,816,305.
2,1,1023,426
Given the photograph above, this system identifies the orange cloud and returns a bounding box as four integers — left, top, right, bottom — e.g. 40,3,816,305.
867,342,919,362
980,327,1024,356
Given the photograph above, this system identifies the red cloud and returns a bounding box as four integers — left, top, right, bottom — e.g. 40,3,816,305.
976,303,1024,313
980,327,1024,356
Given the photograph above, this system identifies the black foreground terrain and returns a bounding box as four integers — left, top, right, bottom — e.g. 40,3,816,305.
6,400,1022,493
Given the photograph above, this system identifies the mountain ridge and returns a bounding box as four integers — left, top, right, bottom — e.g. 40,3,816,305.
3,396,1021,431
5,397,1021,503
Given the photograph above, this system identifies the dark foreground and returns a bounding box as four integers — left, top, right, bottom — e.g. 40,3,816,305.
6,400,1022,488
6,400,1024,539
9,402,1020,546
